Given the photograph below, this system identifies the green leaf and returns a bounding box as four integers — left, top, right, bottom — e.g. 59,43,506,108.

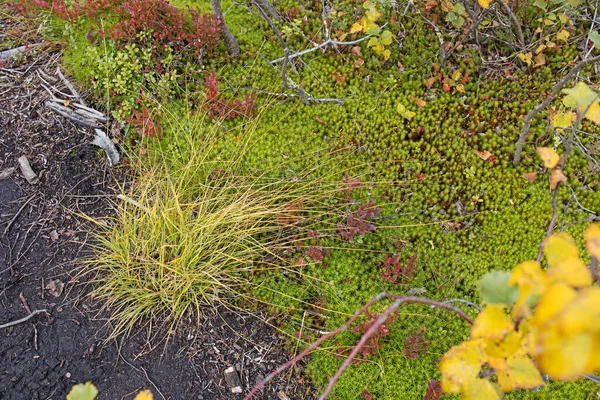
452,3,466,14
478,271,519,306
397,103,416,120
446,12,465,29
533,0,547,9
379,30,393,46
567,0,581,6
366,26,381,36
589,31,600,49
67,383,99,400
562,82,598,108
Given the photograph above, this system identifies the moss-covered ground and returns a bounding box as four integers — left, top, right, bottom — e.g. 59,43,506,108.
20,0,600,397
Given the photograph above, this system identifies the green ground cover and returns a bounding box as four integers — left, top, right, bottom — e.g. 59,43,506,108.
15,0,600,397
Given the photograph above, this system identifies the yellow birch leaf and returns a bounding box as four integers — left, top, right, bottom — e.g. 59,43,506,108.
585,223,600,259
552,112,575,128
534,52,546,67
382,49,391,60
350,20,364,34
510,261,547,319
557,287,600,335
471,305,514,340
483,331,523,361
536,147,560,168
397,103,416,120
582,101,600,124
531,283,576,327
556,29,570,43
496,354,543,391
544,233,578,267
456,84,466,93
452,70,462,81
66,383,99,400
547,257,592,287
478,0,492,9
462,378,502,400
537,329,600,380
518,52,533,65
134,391,154,400
440,340,486,393
535,44,547,54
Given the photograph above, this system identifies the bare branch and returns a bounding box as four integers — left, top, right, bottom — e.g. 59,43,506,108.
211,0,240,58
513,54,600,166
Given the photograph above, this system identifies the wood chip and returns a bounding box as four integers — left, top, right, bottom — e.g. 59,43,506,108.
224,366,243,394
18,156,39,184
0,167,15,180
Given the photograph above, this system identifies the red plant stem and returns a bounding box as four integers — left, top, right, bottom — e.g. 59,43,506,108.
244,293,474,399
318,297,405,399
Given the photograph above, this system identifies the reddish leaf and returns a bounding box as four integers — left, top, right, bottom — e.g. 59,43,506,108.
522,172,538,183
403,327,430,361
361,390,373,400
424,380,443,400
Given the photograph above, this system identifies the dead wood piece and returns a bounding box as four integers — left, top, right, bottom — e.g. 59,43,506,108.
45,100,99,128
18,156,39,185
0,44,41,61
277,392,291,400
72,102,106,119
92,129,120,166
0,167,15,180
224,366,243,394
74,107,107,123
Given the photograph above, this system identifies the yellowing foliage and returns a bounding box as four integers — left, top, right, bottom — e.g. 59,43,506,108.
441,225,600,399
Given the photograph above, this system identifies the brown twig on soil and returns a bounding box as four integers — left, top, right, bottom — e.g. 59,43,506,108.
19,293,32,315
513,54,600,166
2,195,35,237
495,0,524,47
0,309,48,329
243,293,473,399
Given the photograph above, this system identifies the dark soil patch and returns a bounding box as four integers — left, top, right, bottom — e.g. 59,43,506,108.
0,14,310,400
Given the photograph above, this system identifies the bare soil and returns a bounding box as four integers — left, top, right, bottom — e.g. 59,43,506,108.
0,16,309,400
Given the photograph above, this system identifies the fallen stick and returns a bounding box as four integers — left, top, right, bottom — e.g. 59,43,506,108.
18,156,39,185
45,100,100,128
2,195,34,237
0,43,41,61
0,309,48,329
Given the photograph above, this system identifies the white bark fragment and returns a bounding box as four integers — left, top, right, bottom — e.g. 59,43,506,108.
92,129,120,166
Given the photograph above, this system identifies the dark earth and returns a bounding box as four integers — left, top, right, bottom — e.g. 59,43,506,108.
0,13,309,400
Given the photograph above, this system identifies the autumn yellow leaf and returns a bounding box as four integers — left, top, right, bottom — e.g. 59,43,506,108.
531,283,576,327
556,287,600,335
518,52,533,66
350,19,365,34
584,223,600,259
439,340,486,393
462,378,502,400
482,331,522,361
134,390,154,400
451,70,462,81
552,112,575,128
537,329,600,380
536,147,560,168
582,101,600,124
547,256,592,287
556,29,570,43
543,233,578,267
471,305,514,340
425,77,436,89
534,53,546,67
478,0,491,9
456,83,465,93
509,261,547,319
411,96,426,108
496,354,543,391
